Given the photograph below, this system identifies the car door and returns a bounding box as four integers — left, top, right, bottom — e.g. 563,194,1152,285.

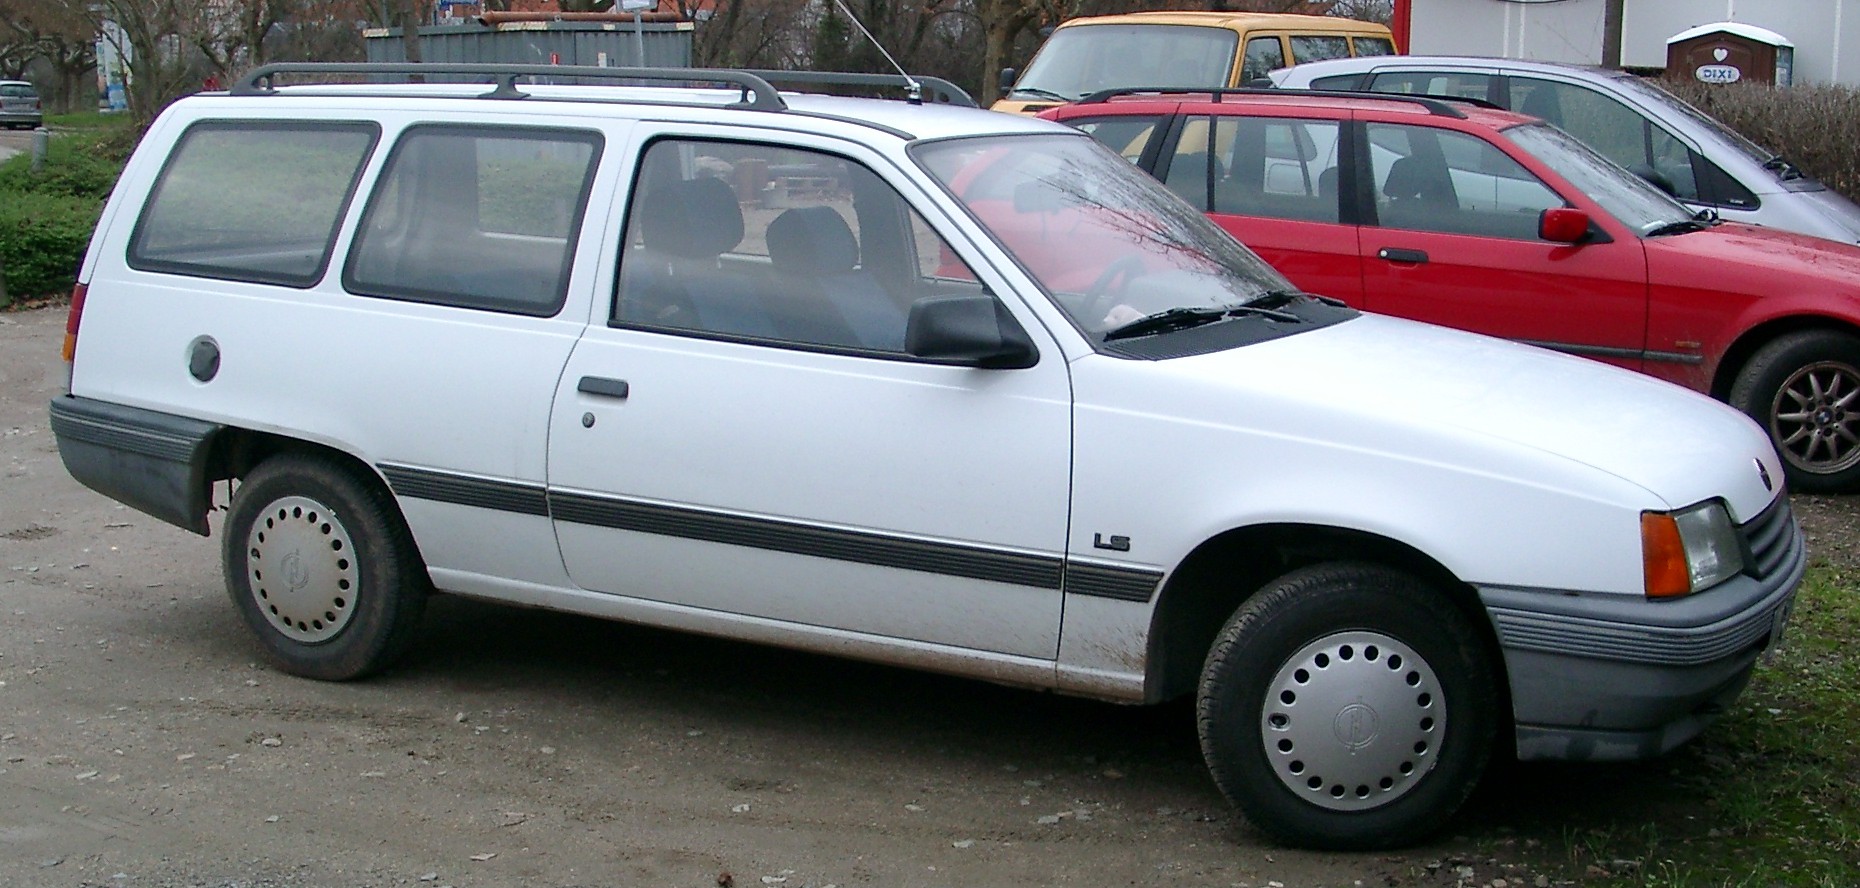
1158,112,1364,304
546,128,1074,659
1355,120,1649,369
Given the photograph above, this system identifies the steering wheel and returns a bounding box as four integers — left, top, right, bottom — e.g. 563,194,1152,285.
1081,255,1147,325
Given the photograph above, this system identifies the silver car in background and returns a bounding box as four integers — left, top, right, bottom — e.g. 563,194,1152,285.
1272,56,1860,244
0,80,42,130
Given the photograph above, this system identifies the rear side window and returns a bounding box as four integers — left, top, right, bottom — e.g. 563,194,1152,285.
1353,37,1396,57
128,121,378,287
1067,115,1165,163
1369,70,1496,103
1289,35,1350,65
345,125,602,316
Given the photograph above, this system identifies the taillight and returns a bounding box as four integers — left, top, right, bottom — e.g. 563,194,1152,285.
61,282,87,363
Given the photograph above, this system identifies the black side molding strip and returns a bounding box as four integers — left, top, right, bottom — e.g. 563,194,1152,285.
379,464,549,516
550,490,1066,590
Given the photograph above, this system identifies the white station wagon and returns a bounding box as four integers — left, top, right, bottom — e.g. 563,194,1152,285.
50,64,1802,850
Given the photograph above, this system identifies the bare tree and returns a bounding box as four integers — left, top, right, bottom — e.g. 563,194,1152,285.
0,0,97,111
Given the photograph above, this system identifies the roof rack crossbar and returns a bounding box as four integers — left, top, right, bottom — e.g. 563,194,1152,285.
737,70,977,108
1075,86,1471,119
232,63,787,111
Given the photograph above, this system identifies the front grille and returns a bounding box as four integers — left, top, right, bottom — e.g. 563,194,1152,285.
1741,497,1796,580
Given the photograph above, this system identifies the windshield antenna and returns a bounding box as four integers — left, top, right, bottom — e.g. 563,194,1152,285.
826,0,923,104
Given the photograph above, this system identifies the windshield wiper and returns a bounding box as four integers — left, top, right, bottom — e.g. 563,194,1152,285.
1103,303,1301,342
1646,208,1720,238
1010,86,1072,102
1762,154,1804,181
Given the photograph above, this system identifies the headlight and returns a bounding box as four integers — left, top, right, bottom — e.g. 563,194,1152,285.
1642,501,1746,598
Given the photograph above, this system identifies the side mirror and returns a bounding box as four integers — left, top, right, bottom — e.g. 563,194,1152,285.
999,68,1017,95
1629,163,1677,197
906,294,1038,369
1539,207,1592,244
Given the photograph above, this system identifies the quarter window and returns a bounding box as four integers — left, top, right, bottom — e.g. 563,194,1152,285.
1367,123,1563,239
614,139,986,355
128,121,378,287
345,125,602,316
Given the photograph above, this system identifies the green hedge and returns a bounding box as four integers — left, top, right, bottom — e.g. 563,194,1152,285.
1660,79,1860,205
0,127,129,303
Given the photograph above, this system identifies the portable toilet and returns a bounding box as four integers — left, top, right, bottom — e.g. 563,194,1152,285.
1666,22,1794,87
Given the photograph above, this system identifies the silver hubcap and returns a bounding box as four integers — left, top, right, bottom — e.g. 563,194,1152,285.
1260,630,1444,812
1771,360,1860,475
246,495,358,644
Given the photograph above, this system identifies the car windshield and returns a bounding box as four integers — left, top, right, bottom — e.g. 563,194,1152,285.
1011,25,1239,101
913,133,1294,335
1505,122,1697,236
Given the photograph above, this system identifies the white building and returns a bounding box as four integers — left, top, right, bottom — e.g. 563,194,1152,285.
1395,0,1860,86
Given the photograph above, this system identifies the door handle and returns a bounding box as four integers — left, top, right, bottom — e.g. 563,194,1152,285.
577,376,630,400
1377,247,1430,264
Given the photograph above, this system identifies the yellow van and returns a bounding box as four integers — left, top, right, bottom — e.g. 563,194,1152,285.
991,12,1396,115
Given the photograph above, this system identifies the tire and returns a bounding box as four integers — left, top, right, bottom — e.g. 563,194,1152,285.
1197,562,1498,850
1729,330,1860,493
222,452,428,680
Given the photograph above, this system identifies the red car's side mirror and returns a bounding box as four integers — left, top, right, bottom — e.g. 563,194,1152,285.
1539,207,1592,244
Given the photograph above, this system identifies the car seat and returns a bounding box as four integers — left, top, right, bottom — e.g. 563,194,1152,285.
766,206,905,350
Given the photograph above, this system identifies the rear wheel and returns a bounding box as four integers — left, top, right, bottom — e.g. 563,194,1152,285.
222,453,428,680
1197,562,1497,850
1730,330,1860,493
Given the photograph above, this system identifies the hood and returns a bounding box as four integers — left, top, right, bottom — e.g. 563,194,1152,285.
1150,314,1783,520
1647,221,1860,293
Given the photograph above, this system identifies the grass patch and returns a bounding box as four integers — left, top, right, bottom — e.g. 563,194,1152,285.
45,110,133,132
1492,560,1860,886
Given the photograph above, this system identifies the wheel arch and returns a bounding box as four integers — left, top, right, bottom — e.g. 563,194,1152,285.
1144,523,1508,717
201,427,402,524
1710,314,1860,401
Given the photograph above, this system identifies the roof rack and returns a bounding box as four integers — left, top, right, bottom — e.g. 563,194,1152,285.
232,63,979,111
1073,86,1482,119
738,69,976,108
234,63,789,110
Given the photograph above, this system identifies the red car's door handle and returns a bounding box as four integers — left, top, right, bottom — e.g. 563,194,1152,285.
1377,247,1430,264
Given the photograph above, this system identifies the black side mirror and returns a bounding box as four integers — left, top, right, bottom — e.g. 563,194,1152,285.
1629,163,1677,197
999,68,1017,95
906,294,1038,369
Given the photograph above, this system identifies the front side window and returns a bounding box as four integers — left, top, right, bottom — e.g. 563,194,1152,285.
615,138,986,355
1240,36,1287,83
915,133,1293,337
1367,123,1563,239
346,125,601,315
1013,25,1239,101
129,121,378,287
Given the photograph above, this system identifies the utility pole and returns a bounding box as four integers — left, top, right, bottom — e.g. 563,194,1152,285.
1601,0,1625,67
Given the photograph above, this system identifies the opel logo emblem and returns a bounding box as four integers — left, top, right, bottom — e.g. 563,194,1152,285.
280,550,311,591
1333,702,1380,751
1756,458,1773,492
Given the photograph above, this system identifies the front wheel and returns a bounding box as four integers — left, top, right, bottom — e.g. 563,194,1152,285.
222,453,429,680
1197,563,1498,850
1729,330,1860,493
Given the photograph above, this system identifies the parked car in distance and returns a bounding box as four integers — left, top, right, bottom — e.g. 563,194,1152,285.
1045,88,1860,492
992,12,1395,116
52,64,1801,851
0,80,43,129
1270,56,1860,244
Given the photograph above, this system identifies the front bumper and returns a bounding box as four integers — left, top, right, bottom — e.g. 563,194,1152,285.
1478,497,1804,762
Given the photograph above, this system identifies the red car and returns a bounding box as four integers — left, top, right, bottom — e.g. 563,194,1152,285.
1044,90,1860,492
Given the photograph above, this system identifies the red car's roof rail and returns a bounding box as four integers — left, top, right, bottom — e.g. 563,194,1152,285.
1073,86,1501,118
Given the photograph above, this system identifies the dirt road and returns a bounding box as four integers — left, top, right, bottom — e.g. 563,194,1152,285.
3,303,1838,888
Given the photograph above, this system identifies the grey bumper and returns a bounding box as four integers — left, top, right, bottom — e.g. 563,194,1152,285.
1477,499,1804,762
49,396,223,535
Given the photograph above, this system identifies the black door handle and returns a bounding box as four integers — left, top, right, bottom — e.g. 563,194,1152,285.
577,376,630,400
1377,247,1430,264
